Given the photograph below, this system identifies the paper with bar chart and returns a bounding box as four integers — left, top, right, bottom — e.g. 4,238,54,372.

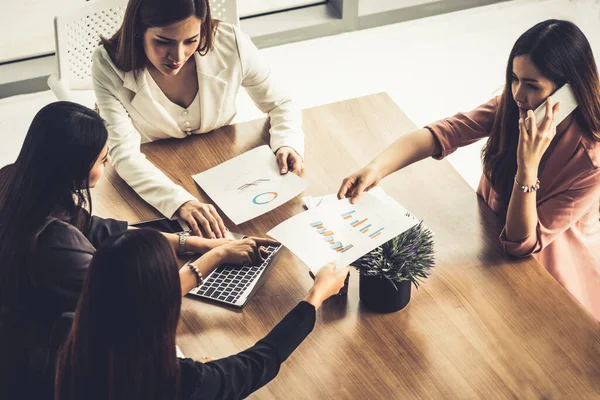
192,146,309,224
268,192,419,272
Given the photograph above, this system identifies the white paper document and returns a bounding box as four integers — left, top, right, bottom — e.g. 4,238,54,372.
192,146,309,225
268,192,419,273
302,187,419,224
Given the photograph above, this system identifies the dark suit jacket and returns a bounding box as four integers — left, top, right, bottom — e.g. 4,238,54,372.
49,302,315,400
0,215,127,400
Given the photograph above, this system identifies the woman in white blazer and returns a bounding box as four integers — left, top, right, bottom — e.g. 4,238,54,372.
92,0,304,238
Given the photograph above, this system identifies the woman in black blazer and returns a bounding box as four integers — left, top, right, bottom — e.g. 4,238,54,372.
54,229,349,400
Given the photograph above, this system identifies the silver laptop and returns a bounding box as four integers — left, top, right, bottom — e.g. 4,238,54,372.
187,232,281,308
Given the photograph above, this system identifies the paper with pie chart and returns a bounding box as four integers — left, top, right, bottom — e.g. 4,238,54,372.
267,192,419,273
192,145,309,225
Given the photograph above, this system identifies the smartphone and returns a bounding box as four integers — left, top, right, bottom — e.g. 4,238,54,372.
527,83,578,128
131,218,190,233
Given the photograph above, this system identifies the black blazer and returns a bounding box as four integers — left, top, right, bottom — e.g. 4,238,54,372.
180,301,315,400
25,215,128,316
0,215,127,400
49,302,316,400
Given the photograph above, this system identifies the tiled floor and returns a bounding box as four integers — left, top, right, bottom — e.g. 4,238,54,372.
1,0,599,190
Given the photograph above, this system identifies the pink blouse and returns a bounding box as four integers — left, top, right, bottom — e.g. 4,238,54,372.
426,97,600,321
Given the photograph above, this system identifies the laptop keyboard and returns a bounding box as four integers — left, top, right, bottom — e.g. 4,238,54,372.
189,245,281,307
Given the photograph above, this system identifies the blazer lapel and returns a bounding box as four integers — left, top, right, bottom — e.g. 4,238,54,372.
538,118,583,199
126,70,186,139
195,48,228,132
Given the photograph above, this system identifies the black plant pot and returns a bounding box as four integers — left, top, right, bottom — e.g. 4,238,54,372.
359,274,411,313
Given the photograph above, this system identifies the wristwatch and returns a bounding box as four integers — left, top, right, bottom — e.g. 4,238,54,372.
178,231,190,256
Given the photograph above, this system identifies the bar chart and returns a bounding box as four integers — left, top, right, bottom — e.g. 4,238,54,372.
268,192,419,273
341,210,384,238
310,220,354,253
238,178,270,191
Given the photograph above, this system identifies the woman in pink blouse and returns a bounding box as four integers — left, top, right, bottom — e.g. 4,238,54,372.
337,19,600,321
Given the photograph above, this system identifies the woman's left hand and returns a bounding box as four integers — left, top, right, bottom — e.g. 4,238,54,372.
275,146,304,176
517,97,561,172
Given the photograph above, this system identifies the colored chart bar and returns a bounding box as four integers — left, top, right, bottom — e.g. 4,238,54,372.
252,192,278,205
238,178,271,191
360,224,372,233
352,218,368,228
330,242,343,250
369,227,384,238
371,233,382,239
321,231,333,236
324,236,334,242
350,220,359,225
317,228,327,234
340,244,354,253
341,210,356,217
343,215,353,220
310,221,323,227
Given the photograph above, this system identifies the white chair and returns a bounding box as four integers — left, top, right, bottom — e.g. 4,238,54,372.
210,0,239,26
48,0,239,103
48,0,128,102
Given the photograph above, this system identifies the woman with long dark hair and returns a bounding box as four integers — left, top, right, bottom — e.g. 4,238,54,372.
338,20,600,321
92,0,304,238
0,101,277,397
0,101,119,398
54,229,348,400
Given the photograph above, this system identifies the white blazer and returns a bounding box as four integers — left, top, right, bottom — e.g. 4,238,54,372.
92,23,304,218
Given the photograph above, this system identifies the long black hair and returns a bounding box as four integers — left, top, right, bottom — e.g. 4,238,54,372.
0,101,107,314
482,19,600,209
55,229,182,400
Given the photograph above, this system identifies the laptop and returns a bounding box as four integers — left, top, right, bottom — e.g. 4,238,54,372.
187,232,282,308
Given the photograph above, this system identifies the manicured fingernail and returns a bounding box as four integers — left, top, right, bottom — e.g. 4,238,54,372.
281,168,287,173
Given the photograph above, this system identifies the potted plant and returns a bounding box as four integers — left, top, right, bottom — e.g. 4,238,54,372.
351,222,435,313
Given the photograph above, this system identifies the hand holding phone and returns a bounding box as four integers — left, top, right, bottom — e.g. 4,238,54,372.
517,84,578,173
526,83,578,129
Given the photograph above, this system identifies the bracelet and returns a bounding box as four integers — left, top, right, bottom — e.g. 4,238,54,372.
188,263,203,287
514,175,540,193
178,231,190,256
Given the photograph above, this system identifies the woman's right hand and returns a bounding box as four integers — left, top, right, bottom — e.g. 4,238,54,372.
176,200,227,239
337,165,382,204
218,237,280,266
305,263,350,309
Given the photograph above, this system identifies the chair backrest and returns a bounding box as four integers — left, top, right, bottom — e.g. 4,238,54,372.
210,0,239,26
53,0,239,92
53,0,128,91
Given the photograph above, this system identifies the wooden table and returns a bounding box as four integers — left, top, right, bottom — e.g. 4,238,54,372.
92,93,600,399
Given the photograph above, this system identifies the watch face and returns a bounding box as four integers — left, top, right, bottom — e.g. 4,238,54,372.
179,232,189,255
